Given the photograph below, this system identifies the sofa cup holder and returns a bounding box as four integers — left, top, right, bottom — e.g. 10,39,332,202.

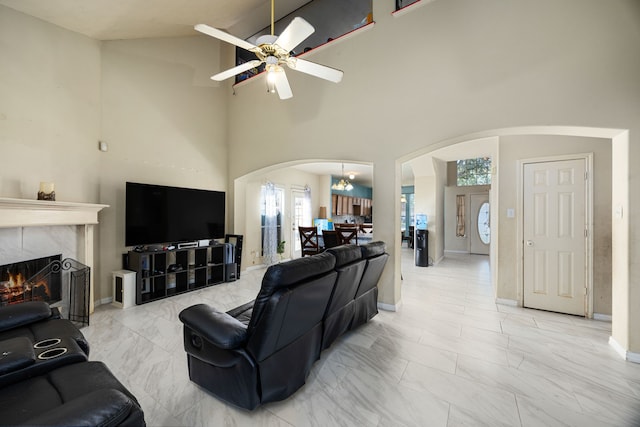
34,338,61,349
37,347,67,360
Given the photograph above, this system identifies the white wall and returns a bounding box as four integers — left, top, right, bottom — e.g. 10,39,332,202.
0,6,101,202
318,174,332,219
433,158,447,263
98,36,229,302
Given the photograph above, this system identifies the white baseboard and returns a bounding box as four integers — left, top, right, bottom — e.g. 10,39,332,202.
96,297,113,307
378,301,402,312
444,250,469,254
496,298,519,307
593,313,612,322
609,336,640,363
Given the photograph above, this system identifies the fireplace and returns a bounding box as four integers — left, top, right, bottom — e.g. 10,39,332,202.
0,254,62,305
0,197,109,317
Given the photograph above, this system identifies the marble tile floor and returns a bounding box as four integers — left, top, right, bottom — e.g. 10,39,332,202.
84,250,640,426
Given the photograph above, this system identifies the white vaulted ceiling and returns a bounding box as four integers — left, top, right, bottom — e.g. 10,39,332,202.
0,0,310,40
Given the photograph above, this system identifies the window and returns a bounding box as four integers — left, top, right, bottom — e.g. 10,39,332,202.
396,0,421,10
457,157,492,186
260,185,284,257
477,202,491,244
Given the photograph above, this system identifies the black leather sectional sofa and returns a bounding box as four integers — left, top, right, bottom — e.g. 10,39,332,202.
0,301,145,425
179,241,389,410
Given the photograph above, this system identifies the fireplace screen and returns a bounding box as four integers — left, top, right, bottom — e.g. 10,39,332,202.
0,256,90,327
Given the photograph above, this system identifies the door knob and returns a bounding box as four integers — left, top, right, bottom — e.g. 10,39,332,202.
526,240,534,246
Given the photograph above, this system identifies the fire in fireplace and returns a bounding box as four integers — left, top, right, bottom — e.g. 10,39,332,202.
0,255,62,305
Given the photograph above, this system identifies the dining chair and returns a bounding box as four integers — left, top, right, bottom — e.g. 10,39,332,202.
321,230,340,249
335,225,358,245
298,226,322,256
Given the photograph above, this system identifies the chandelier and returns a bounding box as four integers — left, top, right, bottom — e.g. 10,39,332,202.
331,164,354,191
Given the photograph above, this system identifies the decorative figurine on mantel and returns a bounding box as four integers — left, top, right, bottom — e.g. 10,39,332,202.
38,182,55,201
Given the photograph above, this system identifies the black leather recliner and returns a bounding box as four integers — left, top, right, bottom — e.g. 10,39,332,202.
179,252,338,410
179,242,389,410
0,301,146,425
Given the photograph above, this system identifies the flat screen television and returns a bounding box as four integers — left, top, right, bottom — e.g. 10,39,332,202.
125,182,225,247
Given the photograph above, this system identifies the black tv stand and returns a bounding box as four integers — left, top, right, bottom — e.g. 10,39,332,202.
128,243,225,305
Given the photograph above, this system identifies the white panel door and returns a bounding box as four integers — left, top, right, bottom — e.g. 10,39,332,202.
523,159,586,316
470,194,490,255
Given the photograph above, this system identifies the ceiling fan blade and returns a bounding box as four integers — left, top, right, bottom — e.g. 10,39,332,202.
287,58,344,83
195,24,257,52
273,69,293,100
275,17,315,53
211,59,262,81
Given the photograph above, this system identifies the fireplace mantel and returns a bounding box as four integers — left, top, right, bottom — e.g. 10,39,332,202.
0,197,108,228
0,197,109,313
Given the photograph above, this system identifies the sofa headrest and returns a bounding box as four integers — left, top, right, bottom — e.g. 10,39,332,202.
261,251,336,292
360,241,387,258
326,245,362,267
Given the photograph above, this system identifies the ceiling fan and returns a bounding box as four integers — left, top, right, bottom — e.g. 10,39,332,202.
195,0,343,100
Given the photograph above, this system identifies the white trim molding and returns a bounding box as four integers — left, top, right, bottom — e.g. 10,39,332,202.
378,301,402,312
97,297,114,306
0,197,108,228
609,336,640,363
496,298,519,307
593,313,612,322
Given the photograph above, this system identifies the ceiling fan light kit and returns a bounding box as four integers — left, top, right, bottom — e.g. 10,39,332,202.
195,0,343,100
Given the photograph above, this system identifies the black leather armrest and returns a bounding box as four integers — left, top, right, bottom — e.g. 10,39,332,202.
179,304,247,349
21,389,141,427
0,302,52,332
0,337,35,375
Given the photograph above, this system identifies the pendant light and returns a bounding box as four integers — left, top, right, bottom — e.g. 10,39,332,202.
331,164,354,191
